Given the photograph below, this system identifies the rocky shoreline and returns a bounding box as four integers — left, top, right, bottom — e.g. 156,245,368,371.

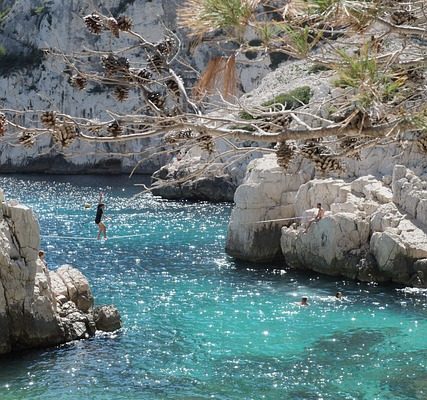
225,155,427,288
0,191,121,355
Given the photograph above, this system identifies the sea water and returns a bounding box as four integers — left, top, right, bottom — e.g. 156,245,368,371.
0,174,426,400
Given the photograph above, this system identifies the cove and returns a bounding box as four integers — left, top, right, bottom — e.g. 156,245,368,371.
0,174,426,400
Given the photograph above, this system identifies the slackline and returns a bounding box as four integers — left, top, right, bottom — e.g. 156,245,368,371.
253,216,306,224
42,234,144,240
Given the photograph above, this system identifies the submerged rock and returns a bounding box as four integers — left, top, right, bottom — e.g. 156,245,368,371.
0,195,121,355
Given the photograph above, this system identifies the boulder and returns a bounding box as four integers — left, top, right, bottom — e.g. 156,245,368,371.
52,265,93,312
151,160,237,202
392,165,427,225
281,212,373,279
226,154,427,286
370,231,411,283
294,179,349,217
94,305,122,332
59,301,96,341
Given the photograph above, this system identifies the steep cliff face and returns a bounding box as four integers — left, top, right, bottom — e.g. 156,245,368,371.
0,190,120,354
0,0,272,174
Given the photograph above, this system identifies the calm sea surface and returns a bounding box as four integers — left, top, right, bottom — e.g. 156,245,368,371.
0,174,426,400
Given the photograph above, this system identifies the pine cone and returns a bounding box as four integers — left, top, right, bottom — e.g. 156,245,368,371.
114,86,129,102
84,13,103,35
156,38,175,55
70,74,87,90
416,134,427,153
106,17,120,38
340,137,361,160
117,15,133,31
107,121,123,136
53,124,77,147
276,142,294,169
19,132,35,147
147,92,165,109
314,155,342,172
390,10,416,25
132,68,152,83
340,137,358,149
166,78,180,97
41,111,57,129
0,113,6,136
164,129,193,144
304,138,322,144
300,142,324,158
197,135,214,153
148,53,165,72
101,54,130,76
177,129,193,139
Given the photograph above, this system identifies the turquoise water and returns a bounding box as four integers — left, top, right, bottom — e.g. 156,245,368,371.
0,174,426,400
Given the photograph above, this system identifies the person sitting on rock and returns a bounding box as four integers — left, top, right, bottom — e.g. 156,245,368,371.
38,250,47,267
304,203,325,233
95,192,107,240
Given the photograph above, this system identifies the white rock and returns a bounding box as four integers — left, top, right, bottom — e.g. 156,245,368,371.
0,196,119,354
370,231,407,273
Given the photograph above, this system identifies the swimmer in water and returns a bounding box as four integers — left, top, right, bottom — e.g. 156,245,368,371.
300,296,309,306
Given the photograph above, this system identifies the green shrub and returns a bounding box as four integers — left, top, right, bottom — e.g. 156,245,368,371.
238,111,255,120
31,6,46,16
0,6,11,22
261,86,312,110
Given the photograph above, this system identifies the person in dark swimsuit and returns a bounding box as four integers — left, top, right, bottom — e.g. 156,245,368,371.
95,192,107,239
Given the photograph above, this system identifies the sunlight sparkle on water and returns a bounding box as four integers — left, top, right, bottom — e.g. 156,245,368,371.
0,174,426,400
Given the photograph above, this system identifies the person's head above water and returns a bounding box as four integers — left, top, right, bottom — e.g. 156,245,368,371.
300,296,309,306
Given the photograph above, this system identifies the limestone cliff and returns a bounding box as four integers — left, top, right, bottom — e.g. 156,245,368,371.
0,190,120,354
0,0,271,174
226,154,427,287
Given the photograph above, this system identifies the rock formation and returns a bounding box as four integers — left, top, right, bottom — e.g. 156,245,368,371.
225,155,313,261
0,191,121,354
151,155,239,202
226,155,427,287
0,0,271,175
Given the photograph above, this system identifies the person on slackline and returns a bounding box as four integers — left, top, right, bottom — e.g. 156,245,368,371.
95,192,107,240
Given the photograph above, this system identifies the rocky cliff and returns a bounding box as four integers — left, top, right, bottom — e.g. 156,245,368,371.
0,0,271,175
0,189,120,354
226,153,427,287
